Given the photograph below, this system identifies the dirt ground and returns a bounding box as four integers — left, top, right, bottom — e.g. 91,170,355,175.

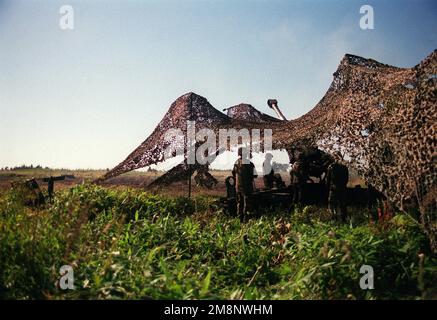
0,168,364,197
0,169,244,197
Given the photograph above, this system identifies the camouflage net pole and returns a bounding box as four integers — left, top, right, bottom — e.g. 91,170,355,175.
98,51,437,252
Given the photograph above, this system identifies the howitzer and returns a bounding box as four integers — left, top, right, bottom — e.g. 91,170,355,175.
11,178,46,207
220,176,383,216
267,99,287,121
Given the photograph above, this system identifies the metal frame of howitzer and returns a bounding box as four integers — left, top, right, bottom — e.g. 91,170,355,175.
220,176,383,216
11,176,74,207
13,175,76,207
41,175,75,201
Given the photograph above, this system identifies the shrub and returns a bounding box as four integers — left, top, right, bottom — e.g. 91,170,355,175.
0,184,435,299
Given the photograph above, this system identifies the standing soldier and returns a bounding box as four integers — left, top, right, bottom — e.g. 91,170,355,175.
20,178,46,206
326,153,349,221
232,147,257,222
262,153,275,189
290,153,308,206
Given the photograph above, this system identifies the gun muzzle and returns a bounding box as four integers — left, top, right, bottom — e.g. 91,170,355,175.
267,99,287,121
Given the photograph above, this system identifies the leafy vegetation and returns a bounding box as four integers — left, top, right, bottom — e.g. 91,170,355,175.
0,184,435,299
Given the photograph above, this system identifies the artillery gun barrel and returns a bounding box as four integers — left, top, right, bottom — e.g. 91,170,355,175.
267,99,287,121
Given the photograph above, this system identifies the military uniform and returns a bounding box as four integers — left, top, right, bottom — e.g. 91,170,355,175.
232,158,257,221
13,178,46,207
290,159,308,205
326,162,349,221
262,157,275,189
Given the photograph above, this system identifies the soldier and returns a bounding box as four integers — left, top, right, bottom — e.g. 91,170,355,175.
194,165,218,189
290,152,308,206
326,152,349,221
19,178,46,206
232,147,257,221
224,176,237,216
262,153,275,189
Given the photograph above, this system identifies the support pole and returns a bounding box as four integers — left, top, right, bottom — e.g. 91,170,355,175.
188,165,192,198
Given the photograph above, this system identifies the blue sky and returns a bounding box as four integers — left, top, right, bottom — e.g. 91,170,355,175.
0,0,436,169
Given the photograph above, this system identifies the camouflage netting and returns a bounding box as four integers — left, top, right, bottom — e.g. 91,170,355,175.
99,51,436,251
225,103,282,123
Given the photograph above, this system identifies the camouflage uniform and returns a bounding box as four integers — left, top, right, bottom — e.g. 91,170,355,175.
13,178,46,207
290,159,308,205
262,154,275,189
232,158,257,221
326,162,349,221
225,176,237,216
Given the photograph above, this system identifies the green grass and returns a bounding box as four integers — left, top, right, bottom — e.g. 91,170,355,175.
0,184,435,299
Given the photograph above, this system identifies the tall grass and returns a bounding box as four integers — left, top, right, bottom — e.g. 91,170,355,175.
0,184,435,299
